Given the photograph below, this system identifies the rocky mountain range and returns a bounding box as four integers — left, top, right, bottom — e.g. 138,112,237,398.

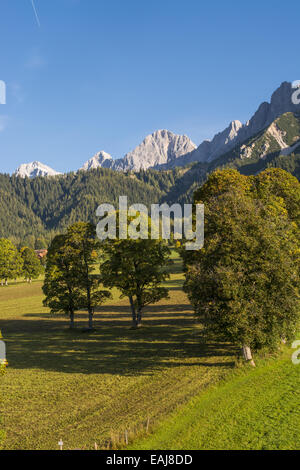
13,81,300,178
81,130,196,172
171,81,300,167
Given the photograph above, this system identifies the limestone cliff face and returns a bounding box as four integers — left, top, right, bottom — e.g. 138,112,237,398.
81,130,196,172
116,130,196,171
217,112,300,164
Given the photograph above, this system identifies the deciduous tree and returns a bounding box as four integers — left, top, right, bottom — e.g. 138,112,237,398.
100,238,170,328
184,170,300,365
66,222,111,329
0,239,23,286
43,234,82,328
21,247,43,283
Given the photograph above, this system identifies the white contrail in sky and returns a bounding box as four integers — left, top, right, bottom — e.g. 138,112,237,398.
30,0,41,28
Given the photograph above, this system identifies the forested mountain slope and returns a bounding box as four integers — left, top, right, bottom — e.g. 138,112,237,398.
0,168,187,244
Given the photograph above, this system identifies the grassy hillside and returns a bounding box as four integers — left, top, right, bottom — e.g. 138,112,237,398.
0,257,235,450
130,350,300,450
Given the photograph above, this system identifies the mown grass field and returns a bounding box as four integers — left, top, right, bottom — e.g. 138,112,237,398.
1,254,299,450
130,351,300,450
0,256,236,450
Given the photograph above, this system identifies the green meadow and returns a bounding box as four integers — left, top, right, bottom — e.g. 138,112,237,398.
0,255,299,450
0,257,235,450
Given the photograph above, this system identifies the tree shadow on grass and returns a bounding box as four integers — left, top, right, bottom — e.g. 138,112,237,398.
1,302,236,376
166,259,183,275
22,303,194,321
163,278,184,291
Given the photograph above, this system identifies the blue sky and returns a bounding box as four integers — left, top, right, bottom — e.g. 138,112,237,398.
0,0,299,174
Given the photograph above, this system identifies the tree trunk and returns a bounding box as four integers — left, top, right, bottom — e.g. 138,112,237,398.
242,345,256,367
129,296,137,328
137,308,142,327
82,249,94,330
136,290,142,327
69,310,75,329
88,308,94,330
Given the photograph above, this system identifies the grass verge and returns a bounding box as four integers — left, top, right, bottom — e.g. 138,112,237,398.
129,350,300,450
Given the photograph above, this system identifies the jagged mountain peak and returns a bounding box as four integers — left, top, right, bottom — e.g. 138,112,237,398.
119,129,196,171
81,151,113,171
230,120,243,131
14,161,61,178
178,119,243,166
